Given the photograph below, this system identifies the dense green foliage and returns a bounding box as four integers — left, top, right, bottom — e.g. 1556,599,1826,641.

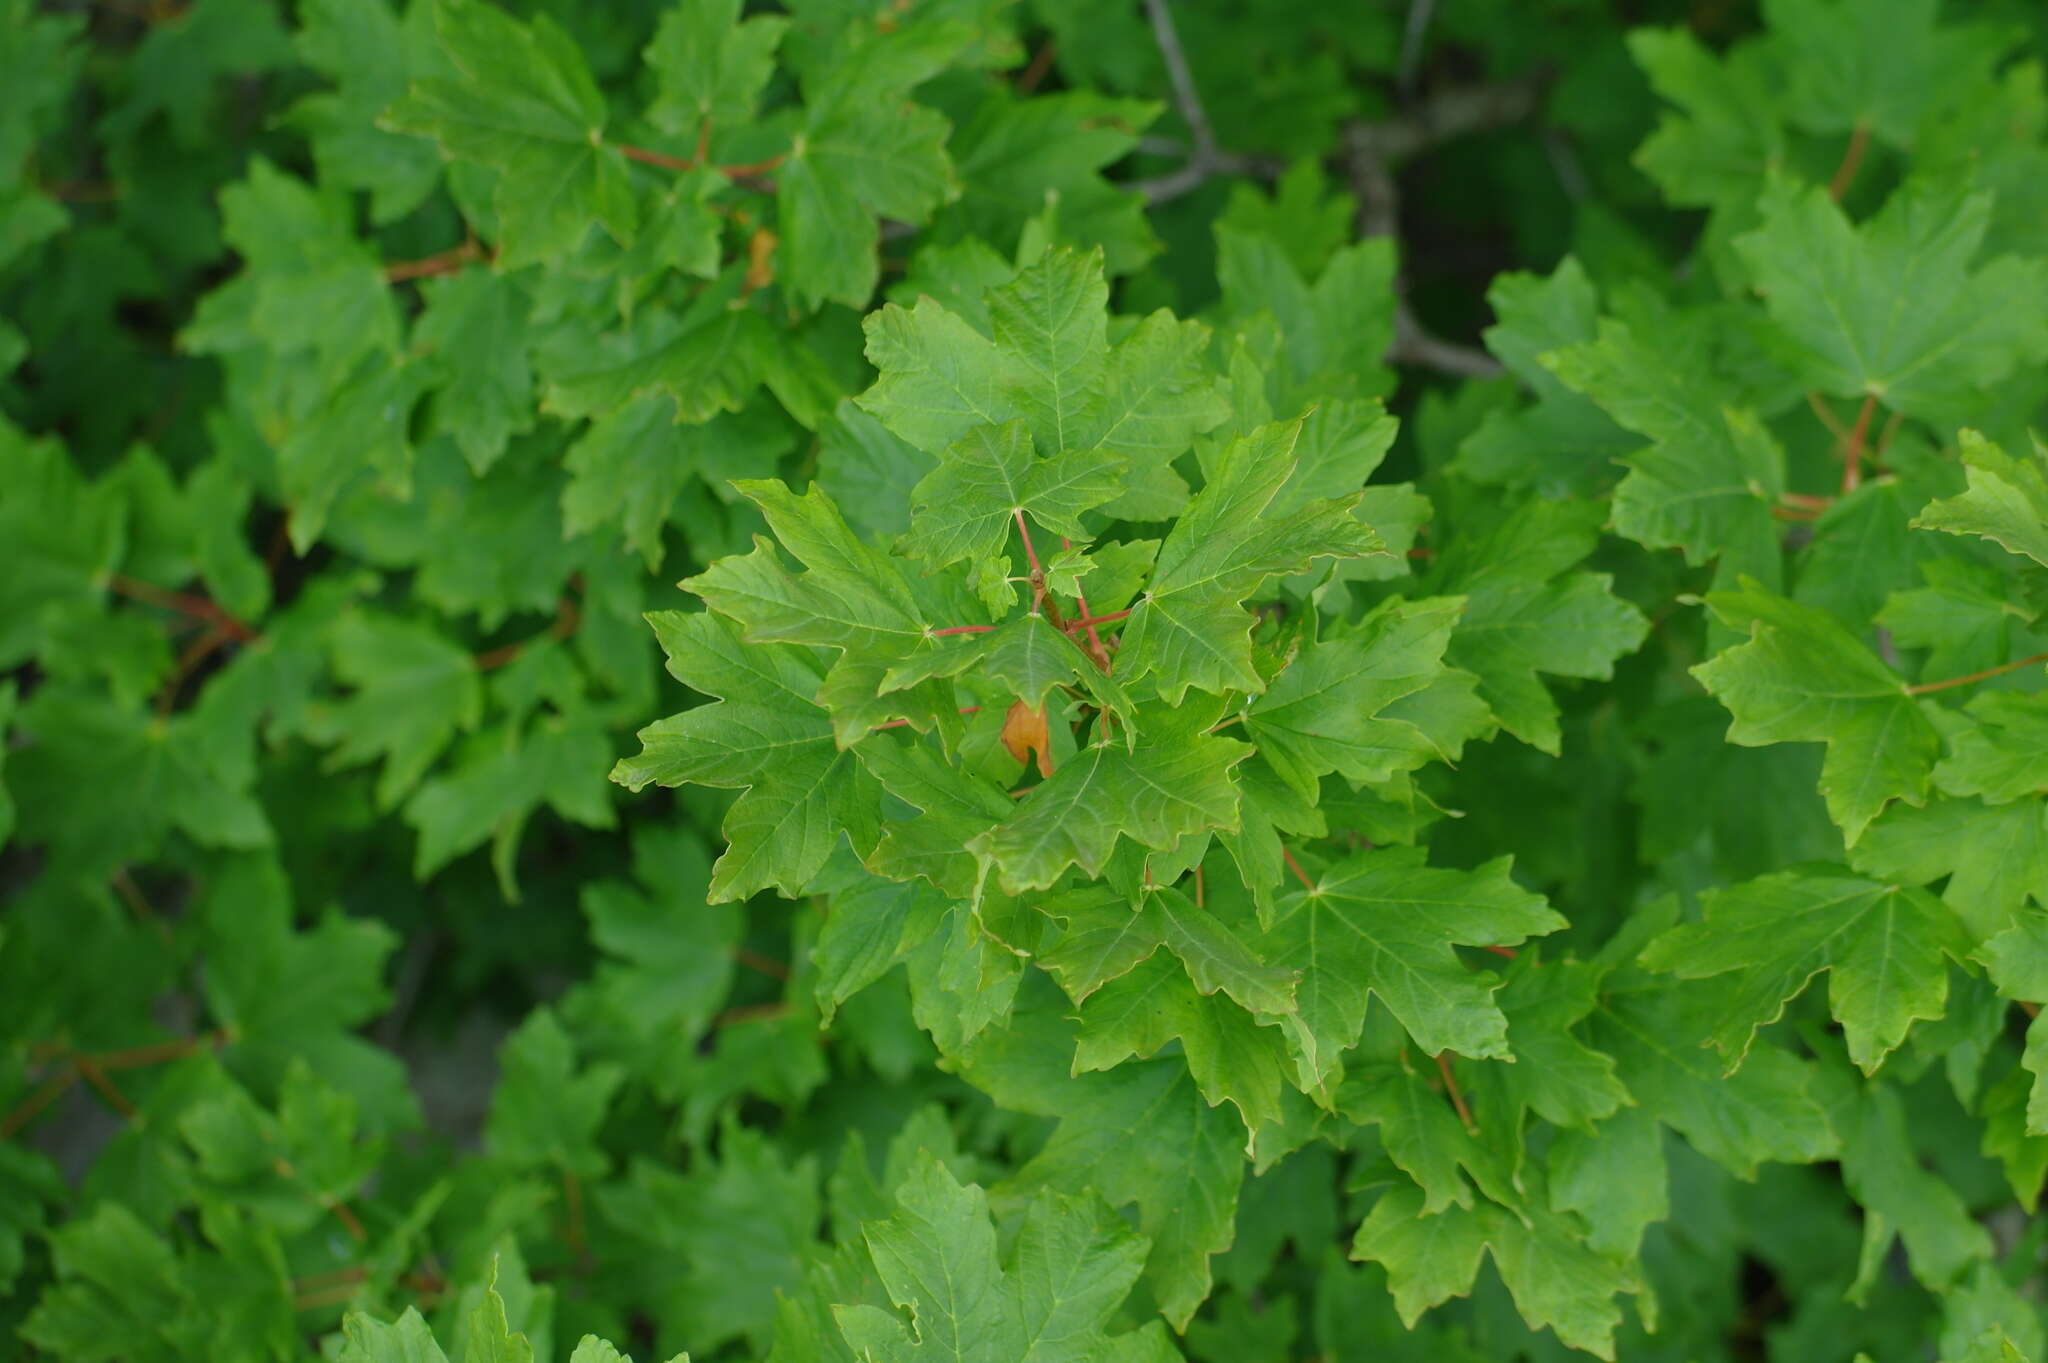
8,0,2048,1358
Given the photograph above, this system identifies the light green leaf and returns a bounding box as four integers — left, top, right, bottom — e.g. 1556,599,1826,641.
969,704,1249,894
1260,848,1564,1085
613,612,881,902
1119,420,1385,701
1695,582,1938,844
1641,866,1965,1073
903,419,1121,567
385,0,635,267
1733,180,2048,423
1913,430,2048,570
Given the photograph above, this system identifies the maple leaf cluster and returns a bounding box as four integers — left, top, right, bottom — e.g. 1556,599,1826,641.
5,0,2048,1360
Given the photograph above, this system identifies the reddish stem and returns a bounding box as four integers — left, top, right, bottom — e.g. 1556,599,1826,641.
1805,391,1848,442
105,573,257,641
733,947,790,982
1015,39,1058,93
1062,536,1112,672
1282,846,1318,893
1840,393,1877,495
1905,652,2048,695
92,1029,234,1070
619,143,784,178
0,1069,78,1139
1065,608,1133,630
384,239,485,283
158,620,232,715
1435,1052,1476,1131
561,1169,590,1270
929,624,996,637
619,142,696,171
72,1057,137,1120
1827,121,1871,202
1013,509,1047,614
1483,945,1518,959
328,1199,368,1243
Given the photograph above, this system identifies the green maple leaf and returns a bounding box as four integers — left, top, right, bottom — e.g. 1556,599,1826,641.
1547,1107,1669,1259
1337,1058,1517,1215
947,88,1160,276
859,246,1228,514
337,1308,451,1363
692,479,930,654
405,709,618,896
1733,178,2048,424
1626,27,1784,208
180,1061,379,1235
1118,419,1385,701
1913,430,2048,571
1215,228,1397,406
411,268,534,476
957,991,1246,1330
10,690,271,872
1040,883,1296,1015
539,279,775,424
0,422,124,670
1457,259,1633,498
880,612,1130,724
1813,1058,1993,1290
1880,559,2038,691
1074,949,1293,1131
1434,500,1650,755
563,400,791,571
596,1126,816,1354
832,1155,1172,1363
644,0,787,137
967,702,1250,894
1260,848,1564,1086
386,0,636,268
1694,582,1939,844
1245,595,1466,800
685,477,974,745
100,0,292,148
287,0,443,224
1851,796,2048,942
1350,1186,1634,1360
197,855,411,1125
778,22,963,308
1589,972,1838,1179
1545,315,1785,567
19,1203,204,1363
485,1009,624,1179
1479,956,1632,1132
1640,865,1966,1074
1937,693,2048,805
614,611,881,902
903,420,1121,567
184,157,398,389
1976,912,2048,1133
1762,0,2006,143
307,611,481,809
0,0,81,224
857,739,1014,900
